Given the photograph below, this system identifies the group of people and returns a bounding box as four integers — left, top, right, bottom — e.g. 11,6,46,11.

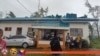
66,33,82,49
49,32,82,56
0,28,82,56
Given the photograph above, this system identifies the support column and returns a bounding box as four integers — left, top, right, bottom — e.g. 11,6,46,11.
62,30,66,49
36,29,41,48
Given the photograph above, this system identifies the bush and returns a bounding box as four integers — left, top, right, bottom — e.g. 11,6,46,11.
91,38,100,49
81,39,89,48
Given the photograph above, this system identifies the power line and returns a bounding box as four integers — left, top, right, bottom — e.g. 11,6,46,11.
17,0,32,14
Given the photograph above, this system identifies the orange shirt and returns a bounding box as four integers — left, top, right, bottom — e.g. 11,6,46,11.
76,36,81,42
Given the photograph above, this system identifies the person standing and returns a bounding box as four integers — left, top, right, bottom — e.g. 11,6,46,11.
50,33,62,56
66,33,71,49
75,34,82,49
69,37,75,49
0,29,7,56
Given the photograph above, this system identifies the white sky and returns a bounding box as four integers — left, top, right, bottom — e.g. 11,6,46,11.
0,0,100,18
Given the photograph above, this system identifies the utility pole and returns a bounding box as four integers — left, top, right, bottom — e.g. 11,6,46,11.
38,0,40,13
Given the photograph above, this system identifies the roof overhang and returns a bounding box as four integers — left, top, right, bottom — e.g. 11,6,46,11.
32,26,69,30
60,18,99,23
0,18,99,22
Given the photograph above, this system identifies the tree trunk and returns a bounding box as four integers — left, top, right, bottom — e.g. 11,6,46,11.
95,22,100,38
92,13,100,39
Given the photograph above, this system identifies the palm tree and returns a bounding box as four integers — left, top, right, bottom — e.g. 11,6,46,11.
30,12,41,18
44,7,48,16
40,7,44,17
9,11,16,18
30,7,48,18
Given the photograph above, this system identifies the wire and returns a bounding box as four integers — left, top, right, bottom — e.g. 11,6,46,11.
17,0,32,14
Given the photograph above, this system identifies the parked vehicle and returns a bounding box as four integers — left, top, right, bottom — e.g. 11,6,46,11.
3,35,34,48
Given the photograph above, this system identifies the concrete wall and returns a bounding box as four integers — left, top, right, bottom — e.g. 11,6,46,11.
0,22,33,37
70,23,90,43
0,21,90,43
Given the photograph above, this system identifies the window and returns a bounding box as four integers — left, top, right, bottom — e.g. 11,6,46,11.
16,36,26,39
9,35,26,39
16,27,22,35
41,29,51,40
27,27,35,38
5,27,12,31
41,29,63,41
70,28,83,36
8,36,18,39
28,28,34,32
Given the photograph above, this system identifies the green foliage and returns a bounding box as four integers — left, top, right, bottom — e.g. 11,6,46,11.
91,38,100,49
81,39,89,48
30,7,48,18
9,11,16,18
30,12,41,18
88,23,93,32
6,11,16,18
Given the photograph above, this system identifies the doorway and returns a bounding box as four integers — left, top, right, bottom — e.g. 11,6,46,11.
16,27,22,35
41,29,63,41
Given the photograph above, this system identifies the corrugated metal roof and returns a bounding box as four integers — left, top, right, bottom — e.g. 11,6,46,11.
0,18,99,22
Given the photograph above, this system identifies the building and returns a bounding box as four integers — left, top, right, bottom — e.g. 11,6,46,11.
0,18,98,48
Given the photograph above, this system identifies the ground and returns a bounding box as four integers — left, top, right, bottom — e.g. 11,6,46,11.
2,38,100,56
90,38,100,49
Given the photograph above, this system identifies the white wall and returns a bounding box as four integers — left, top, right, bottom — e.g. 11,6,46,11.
0,22,33,37
0,21,90,43
70,23,90,43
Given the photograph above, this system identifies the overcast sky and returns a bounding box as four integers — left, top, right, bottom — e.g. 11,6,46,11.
0,0,100,18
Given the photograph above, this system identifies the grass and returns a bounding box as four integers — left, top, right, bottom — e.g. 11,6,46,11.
2,39,100,56
24,54,95,56
91,38,100,49
3,48,93,56
4,48,96,56
6,54,96,56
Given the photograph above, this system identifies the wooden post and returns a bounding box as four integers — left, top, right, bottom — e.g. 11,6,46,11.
36,29,41,48
62,30,66,49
